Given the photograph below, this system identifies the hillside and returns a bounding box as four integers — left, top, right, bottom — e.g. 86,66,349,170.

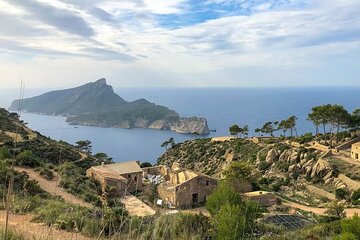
158,138,264,175
9,79,210,135
157,136,360,208
3,107,360,239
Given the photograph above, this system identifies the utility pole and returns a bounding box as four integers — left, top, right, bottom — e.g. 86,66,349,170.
4,80,24,240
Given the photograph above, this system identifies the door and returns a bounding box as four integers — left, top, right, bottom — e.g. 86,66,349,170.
192,193,198,205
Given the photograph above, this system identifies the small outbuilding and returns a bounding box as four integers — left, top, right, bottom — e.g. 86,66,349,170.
86,160,143,194
351,142,360,160
241,191,277,207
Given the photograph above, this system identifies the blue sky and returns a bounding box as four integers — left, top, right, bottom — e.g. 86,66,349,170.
0,0,359,88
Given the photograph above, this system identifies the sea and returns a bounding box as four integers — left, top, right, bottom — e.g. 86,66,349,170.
0,87,359,164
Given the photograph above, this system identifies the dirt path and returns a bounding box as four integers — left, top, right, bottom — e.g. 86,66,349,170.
15,167,92,208
283,200,360,217
0,211,92,240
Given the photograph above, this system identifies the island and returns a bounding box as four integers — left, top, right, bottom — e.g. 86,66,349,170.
9,78,210,135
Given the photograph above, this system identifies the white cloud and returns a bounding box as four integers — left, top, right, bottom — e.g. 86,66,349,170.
0,0,359,88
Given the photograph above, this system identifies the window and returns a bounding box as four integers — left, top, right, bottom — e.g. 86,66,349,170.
356,153,359,160
206,181,209,186
128,175,131,178
135,176,137,181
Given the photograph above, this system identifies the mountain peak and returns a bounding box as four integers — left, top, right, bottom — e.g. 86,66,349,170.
94,78,106,85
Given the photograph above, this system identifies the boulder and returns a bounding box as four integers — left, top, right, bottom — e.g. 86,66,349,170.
279,150,290,162
325,178,333,185
266,149,278,163
289,164,301,174
310,159,333,179
289,152,298,164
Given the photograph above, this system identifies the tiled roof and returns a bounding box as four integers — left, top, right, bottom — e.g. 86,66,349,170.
93,160,142,175
92,167,127,181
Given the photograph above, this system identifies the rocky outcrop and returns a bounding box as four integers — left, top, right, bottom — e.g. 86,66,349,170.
266,149,278,163
69,116,210,135
148,117,209,135
170,117,209,135
310,159,332,179
264,148,335,182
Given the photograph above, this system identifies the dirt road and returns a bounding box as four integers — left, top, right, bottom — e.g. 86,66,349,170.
283,200,360,217
0,211,91,240
15,167,92,208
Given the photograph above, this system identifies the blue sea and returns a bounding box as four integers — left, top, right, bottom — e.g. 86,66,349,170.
0,87,359,164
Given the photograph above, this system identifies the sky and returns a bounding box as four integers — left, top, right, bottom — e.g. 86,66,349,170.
0,0,359,88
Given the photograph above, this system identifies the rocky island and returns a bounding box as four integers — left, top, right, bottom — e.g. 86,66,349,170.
9,78,210,135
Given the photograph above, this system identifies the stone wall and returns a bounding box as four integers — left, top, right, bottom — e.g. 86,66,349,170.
86,168,127,194
157,183,177,207
242,192,277,207
174,175,217,208
351,144,360,160
336,137,360,152
142,165,168,177
313,141,330,151
120,172,143,193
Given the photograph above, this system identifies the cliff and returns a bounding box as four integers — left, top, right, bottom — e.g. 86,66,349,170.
9,78,210,135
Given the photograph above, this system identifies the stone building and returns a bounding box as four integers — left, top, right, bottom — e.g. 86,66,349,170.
157,163,217,208
351,142,360,160
86,161,143,194
241,191,277,207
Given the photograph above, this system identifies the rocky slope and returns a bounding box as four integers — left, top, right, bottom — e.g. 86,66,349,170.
9,79,210,135
158,137,360,205
157,138,264,175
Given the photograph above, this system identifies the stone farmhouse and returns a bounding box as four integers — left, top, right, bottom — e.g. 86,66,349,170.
155,163,218,208
87,161,218,208
351,142,360,160
86,161,143,194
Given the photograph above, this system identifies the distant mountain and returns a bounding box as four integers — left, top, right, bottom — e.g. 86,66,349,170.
9,79,210,135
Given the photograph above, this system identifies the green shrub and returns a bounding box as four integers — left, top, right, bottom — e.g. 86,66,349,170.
351,189,360,205
59,162,102,206
296,132,314,144
0,146,11,160
37,167,54,180
140,162,152,168
341,215,360,238
12,195,44,214
142,213,211,240
15,150,40,167
336,188,349,200
215,201,260,240
206,182,242,216
258,161,271,171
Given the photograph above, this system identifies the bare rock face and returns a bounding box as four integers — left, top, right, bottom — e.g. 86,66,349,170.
333,178,347,189
115,120,131,129
266,149,279,163
289,164,301,174
279,150,291,162
134,118,150,128
148,120,168,130
169,117,210,135
149,117,210,135
288,152,298,164
310,159,333,179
